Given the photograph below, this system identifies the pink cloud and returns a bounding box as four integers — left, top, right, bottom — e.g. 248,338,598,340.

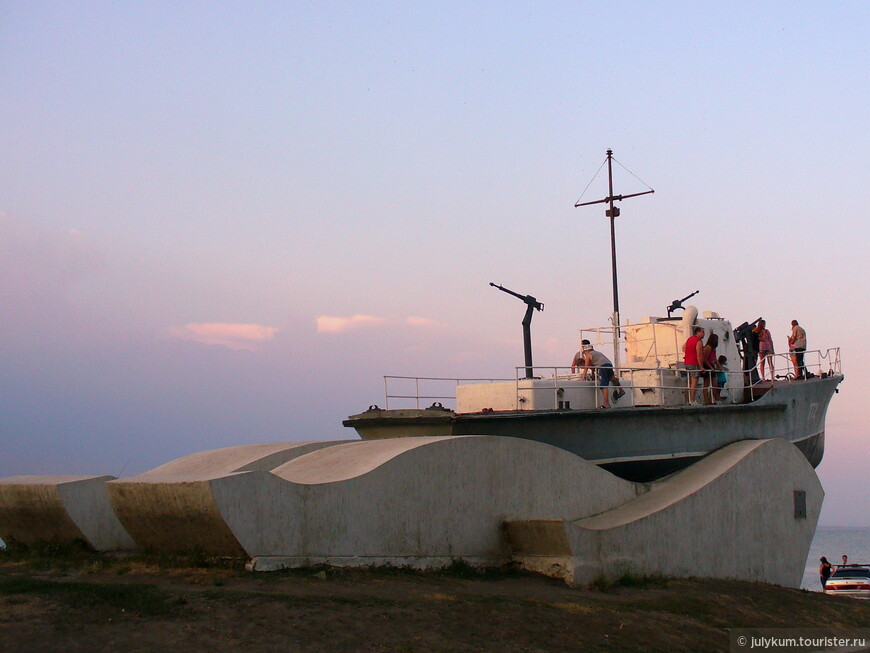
170,323,279,351
406,316,445,328
315,314,447,334
316,314,383,334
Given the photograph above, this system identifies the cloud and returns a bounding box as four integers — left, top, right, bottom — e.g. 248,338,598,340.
170,323,279,351
406,316,446,328
315,314,447,334
316,314,384,334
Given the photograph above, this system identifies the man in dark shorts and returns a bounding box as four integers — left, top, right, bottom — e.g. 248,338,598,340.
572,340,624,408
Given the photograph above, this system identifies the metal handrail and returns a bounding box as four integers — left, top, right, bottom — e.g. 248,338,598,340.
382,348,841,410
517,347,841,407
383,375,513,409
752,347,841,382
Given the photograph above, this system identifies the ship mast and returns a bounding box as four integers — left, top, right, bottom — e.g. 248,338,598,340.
575,149,654,366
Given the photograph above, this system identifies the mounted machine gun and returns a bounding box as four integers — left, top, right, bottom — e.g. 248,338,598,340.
490,282,543,379
666,290,700,318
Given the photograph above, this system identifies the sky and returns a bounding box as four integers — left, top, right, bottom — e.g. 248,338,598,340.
1,2,868,526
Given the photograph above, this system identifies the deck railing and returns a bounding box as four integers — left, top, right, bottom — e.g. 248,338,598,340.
382,348,841,410
383,375,512,410
518,347,841,406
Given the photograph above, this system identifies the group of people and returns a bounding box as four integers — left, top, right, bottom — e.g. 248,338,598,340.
819,554,850,589
685,319,809,402
684,327,729,405
747,319,809,382
571,318,810,409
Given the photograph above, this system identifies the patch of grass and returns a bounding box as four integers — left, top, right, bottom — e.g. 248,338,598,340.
0,544,246,576
131,550,246,570
0,538,94,560
113,563,132,575
0,539,28,556
369,559,524,581
627,592,722,622
432,559,525,580
255,560,525,583
0,576,185,617
615,571,670,589
200,587,398,608
461,594,519,606
589,575,613,592
2,595,29,606
588,571,672,592
0,538,101,573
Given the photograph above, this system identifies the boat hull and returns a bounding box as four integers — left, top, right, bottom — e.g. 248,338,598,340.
344,375,841,483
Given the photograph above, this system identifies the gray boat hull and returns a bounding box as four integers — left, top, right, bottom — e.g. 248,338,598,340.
344,375,841,482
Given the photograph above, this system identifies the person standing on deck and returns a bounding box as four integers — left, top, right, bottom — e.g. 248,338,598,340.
701,333,720,405
684,326,706,405
756,320,775,381
790,320,808,379
746,324,760,384
715,355,728,402
572,340,623,408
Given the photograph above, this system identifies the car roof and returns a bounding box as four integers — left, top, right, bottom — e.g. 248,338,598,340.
830,566,869,576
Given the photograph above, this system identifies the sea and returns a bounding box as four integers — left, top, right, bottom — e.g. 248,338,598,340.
1,527,867,589
801,526,870,591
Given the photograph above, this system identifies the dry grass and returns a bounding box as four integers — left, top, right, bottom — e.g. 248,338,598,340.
1,548,868,652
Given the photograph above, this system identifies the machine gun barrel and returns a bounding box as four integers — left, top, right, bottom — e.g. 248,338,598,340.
666,289,700,317
489,282,544,379
733,317,762,343
489,282,543,311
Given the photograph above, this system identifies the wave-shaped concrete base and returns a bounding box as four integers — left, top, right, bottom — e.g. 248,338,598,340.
106,442,350,555
0,476,135,551
506,438,822,587
232,436,639,570
0,436,823,588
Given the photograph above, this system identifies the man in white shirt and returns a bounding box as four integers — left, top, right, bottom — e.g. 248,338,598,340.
790,320,807,378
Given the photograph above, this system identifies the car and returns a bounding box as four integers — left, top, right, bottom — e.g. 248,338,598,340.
824,565,870,598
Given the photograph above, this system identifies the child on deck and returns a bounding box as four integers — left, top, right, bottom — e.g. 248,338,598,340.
715,355,728,402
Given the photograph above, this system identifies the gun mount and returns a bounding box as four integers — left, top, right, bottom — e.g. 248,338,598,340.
734,317,763,387
490,282,544,379
666,290,700,318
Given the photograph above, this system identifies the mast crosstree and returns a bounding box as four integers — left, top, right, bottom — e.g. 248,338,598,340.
574,149,654,365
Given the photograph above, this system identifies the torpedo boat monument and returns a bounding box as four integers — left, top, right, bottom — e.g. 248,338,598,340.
0,152,843,588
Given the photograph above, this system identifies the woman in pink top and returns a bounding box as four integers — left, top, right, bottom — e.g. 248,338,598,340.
701,333,720,404
756,319,775,381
